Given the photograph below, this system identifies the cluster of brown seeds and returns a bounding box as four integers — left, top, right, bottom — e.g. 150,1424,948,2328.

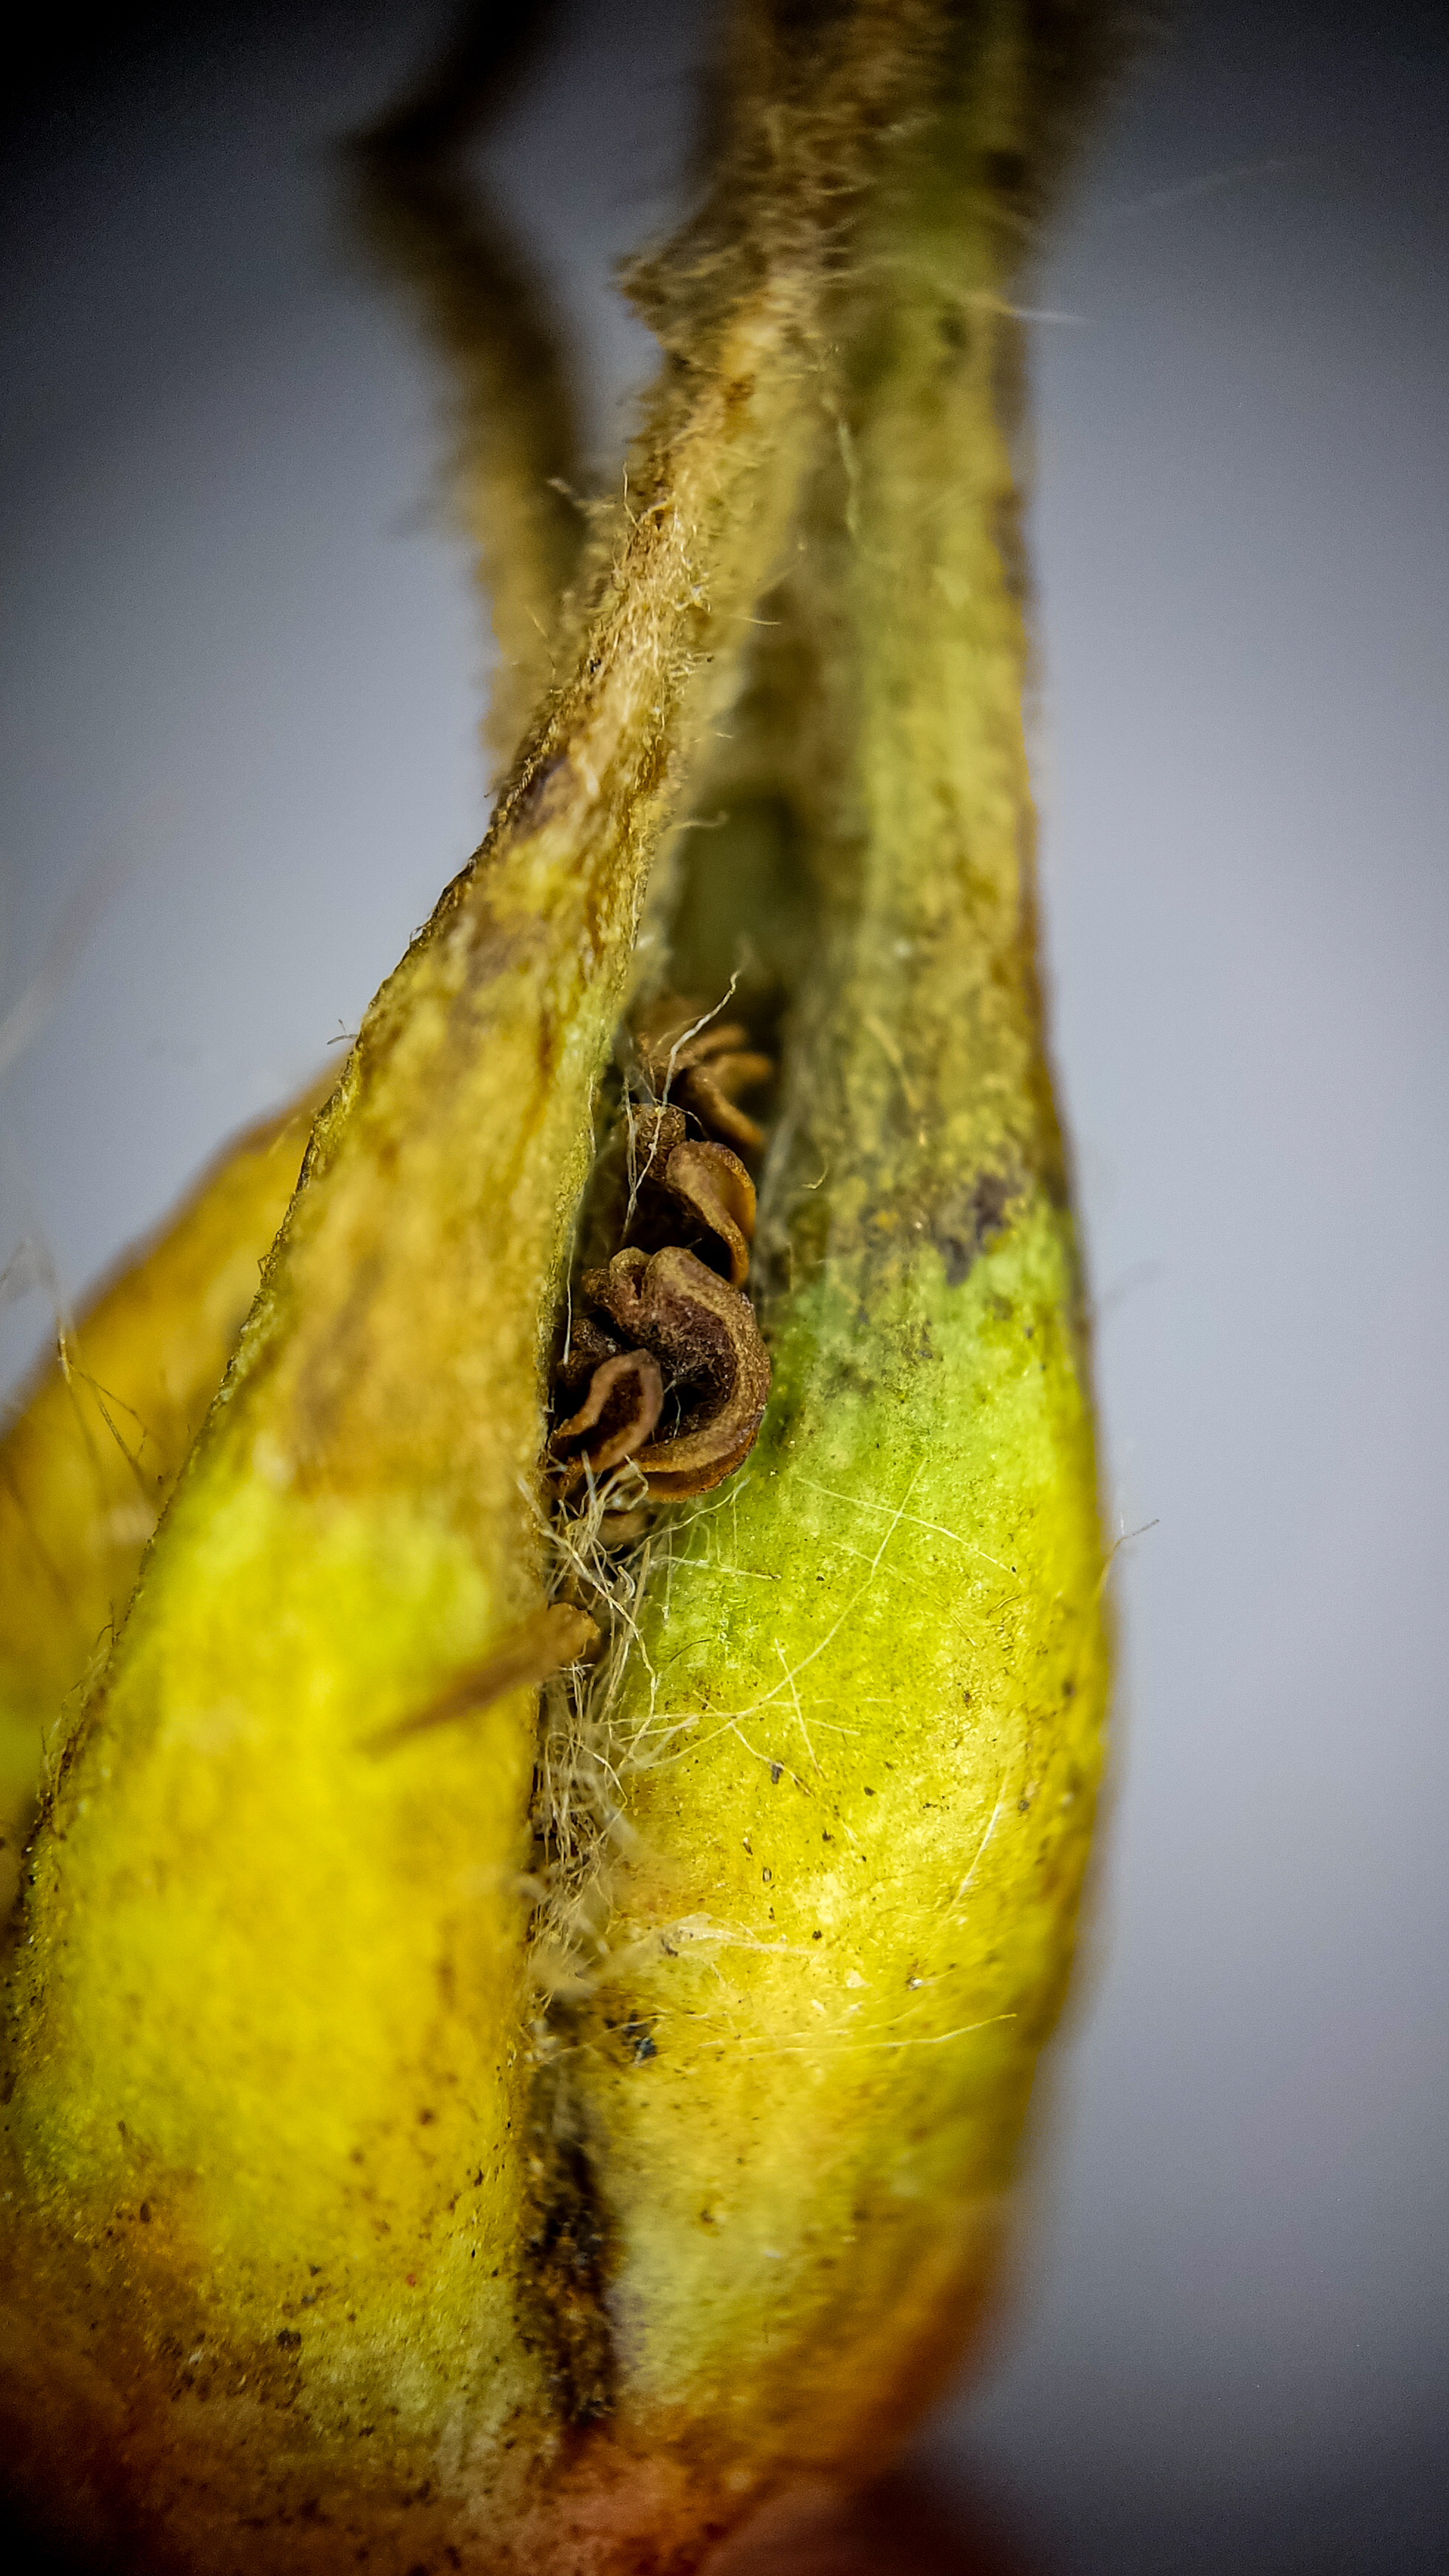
549,1000,774,1509
367,1004,775,1746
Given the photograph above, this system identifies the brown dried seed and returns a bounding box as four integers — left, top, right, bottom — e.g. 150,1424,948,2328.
637,1417,764,1502
678,1060,771,1155
627,1110,757,1288
661,1138,755,1287
582,1243,771,1499
553,1313,624,1398
635,1002,774,1156
628,1100,689,1183
550,1350,665,1494
633,999,748,1070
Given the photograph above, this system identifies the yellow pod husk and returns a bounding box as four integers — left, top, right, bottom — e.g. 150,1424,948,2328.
0,1090,322,1899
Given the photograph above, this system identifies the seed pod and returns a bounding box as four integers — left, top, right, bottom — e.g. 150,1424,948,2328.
556,229,1106,2552
0,7,1117,2569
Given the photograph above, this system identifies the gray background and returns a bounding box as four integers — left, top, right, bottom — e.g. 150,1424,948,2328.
2,4,1445,2568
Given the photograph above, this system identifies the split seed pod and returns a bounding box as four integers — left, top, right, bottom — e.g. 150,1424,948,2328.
0,7,1115,2569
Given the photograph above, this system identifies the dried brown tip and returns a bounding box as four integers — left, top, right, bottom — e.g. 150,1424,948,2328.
582,1243,771,1499
550,1350,665,1494
364,1602,601,1750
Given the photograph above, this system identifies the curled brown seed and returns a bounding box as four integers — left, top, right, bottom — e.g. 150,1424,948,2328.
552,1313,626,1400
627,1100,689,1190
678,1042,774,1155
550,1349,664,1494
636,1001,774,1155
663,1138,755,1286
582,1243,771,1500
627,1105,756,1288
545,1007,774,1516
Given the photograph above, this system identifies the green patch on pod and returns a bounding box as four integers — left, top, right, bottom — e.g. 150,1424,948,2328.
580,1209,1102,2476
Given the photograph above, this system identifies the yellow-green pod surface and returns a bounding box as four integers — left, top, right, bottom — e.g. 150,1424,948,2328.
0,1091,322,1894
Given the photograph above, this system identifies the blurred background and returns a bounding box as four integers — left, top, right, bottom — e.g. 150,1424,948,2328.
2,1,1445,2567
